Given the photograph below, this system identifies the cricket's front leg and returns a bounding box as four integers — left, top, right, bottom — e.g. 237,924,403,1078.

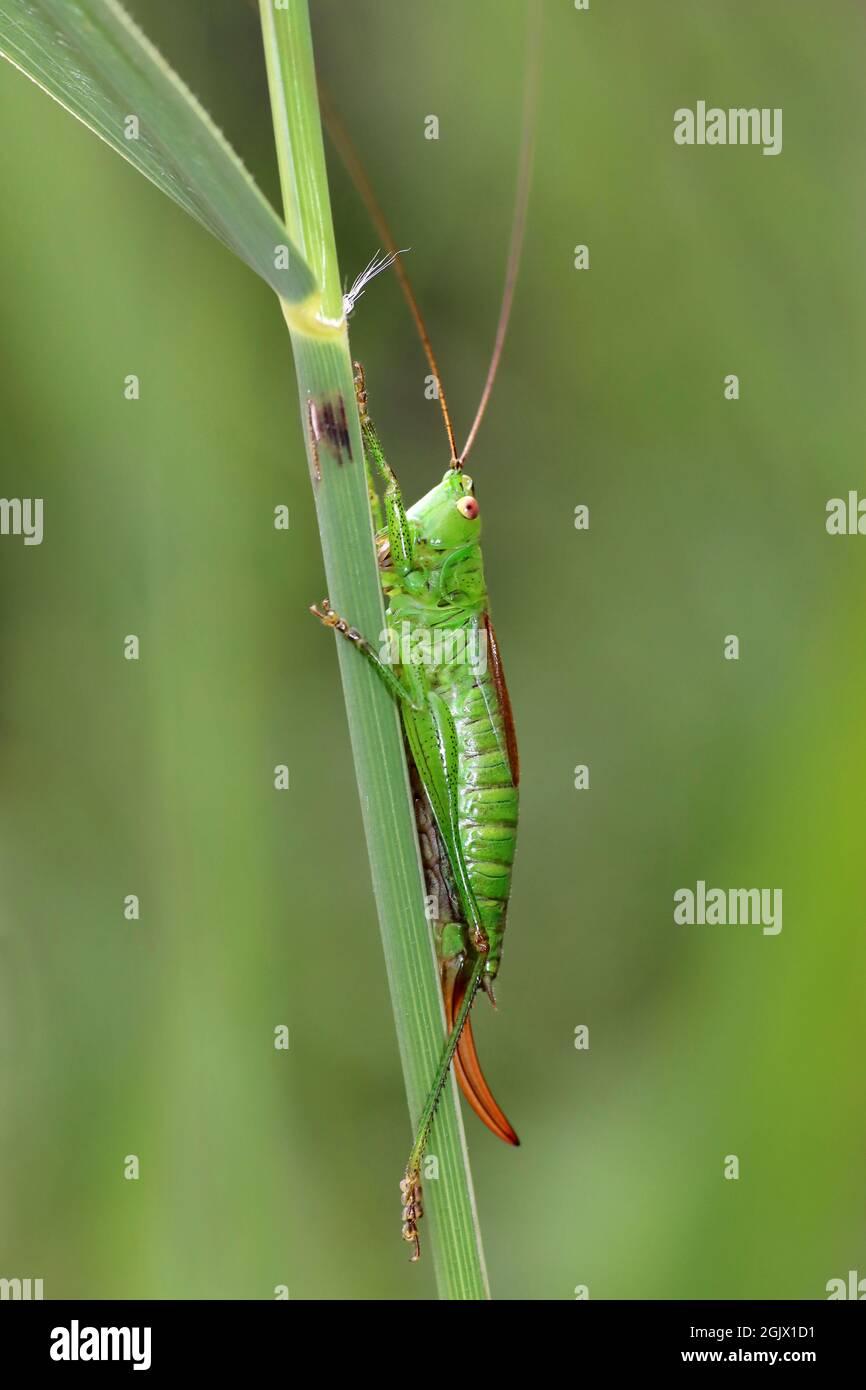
353,362,415,574
310,600,422,709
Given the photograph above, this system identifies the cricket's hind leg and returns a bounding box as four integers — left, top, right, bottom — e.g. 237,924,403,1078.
399,1171,424,1261
396,924,463,1263
399,933,518,1259
400,952,486,1259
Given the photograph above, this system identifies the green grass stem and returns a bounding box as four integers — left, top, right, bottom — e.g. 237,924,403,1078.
258,0,489,1299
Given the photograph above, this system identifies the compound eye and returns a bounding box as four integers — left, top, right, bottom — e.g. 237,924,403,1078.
456,496,479,520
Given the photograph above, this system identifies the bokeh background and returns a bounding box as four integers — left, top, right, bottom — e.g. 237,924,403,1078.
2,0,865,1300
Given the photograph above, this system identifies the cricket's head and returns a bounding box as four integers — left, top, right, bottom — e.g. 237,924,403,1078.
407,469,481,549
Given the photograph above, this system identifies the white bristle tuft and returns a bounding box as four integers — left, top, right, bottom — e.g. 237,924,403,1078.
343,247,410,317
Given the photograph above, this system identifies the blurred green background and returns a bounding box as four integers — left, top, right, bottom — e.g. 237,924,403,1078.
2,0,865,1300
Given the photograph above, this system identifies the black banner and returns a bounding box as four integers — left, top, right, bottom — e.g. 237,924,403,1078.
1,1298,861,1373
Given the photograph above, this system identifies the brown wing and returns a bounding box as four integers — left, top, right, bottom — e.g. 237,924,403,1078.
483,612,520,786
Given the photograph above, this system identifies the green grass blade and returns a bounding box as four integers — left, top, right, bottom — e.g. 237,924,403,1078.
259,0,490,1298
0,0,315,303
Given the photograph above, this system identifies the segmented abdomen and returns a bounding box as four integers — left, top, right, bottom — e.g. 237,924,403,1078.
436,656,518,976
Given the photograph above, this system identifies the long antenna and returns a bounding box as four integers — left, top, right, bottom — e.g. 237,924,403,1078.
459,3,540,464
319,84,460,465
320,0,541,469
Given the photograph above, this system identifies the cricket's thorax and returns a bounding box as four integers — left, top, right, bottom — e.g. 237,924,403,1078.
380,532,518,976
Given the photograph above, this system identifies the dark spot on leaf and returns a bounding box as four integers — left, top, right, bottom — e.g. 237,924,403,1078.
307,392,353,480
